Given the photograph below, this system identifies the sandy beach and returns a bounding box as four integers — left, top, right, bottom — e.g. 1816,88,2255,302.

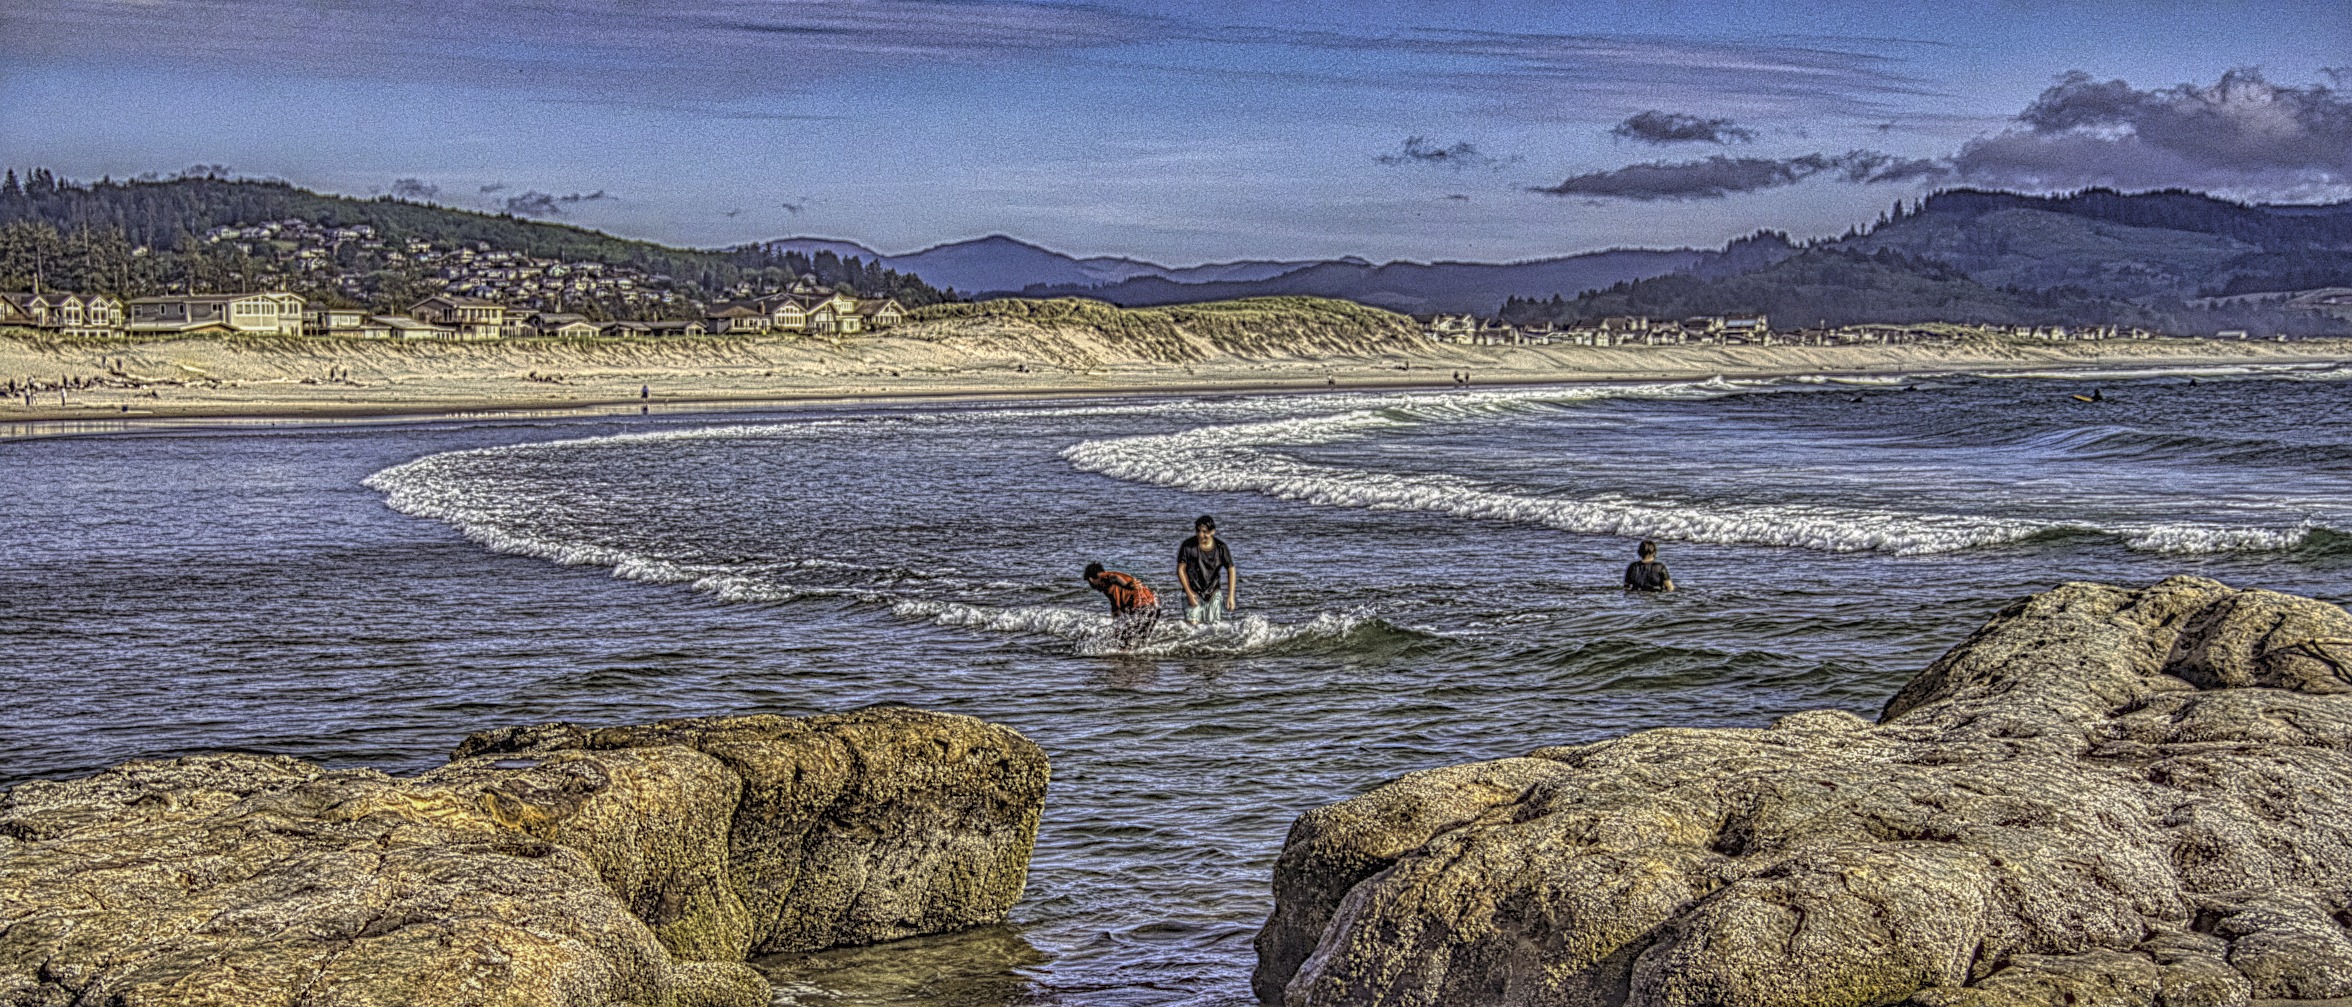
5,308,2348,436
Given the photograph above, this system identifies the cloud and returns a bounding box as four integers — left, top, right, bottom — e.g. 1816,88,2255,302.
478,182,508,194
501,190,612,215
780,199,809,214
504,192,561,216
1375,136,1514,170
1610,111,1755,145
1150,27,1945,121
1535,150,1948,200
7,0,1166,108
1951,69,2352,199
1441,194,1471,201
389,178,439,200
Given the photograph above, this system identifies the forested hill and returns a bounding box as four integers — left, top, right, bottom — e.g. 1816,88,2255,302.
0,170,951,317
1508,188,2352,335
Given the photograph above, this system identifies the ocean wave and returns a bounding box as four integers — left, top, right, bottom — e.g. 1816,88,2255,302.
889,599,1423,657
1061,404,2341,556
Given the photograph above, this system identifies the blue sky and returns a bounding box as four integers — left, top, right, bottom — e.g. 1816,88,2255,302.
4,0,2347,263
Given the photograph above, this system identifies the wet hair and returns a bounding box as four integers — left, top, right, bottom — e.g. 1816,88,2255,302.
1083,562,1105,579
1195,515,1217,531
1638,540,1658,559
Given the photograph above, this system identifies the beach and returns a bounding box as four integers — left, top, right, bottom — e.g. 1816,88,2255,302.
5,311,2348,432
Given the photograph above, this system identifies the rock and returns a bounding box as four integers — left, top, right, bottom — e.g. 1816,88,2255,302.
1252,577,2352,1006
1,707,1047,1006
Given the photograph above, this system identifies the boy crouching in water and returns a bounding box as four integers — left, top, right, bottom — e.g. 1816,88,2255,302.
1084,562,1161,650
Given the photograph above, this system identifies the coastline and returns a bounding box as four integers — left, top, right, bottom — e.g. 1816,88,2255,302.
5,326,2347,438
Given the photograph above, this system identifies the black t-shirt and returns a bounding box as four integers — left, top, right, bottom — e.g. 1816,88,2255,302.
1177,538,1231,596
1624,560,1671,591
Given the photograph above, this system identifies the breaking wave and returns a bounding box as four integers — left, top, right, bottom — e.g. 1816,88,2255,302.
1059,393,2342,557
890,600,1430,658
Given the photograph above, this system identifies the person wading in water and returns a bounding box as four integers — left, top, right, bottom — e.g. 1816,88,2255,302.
1623,540,1676,592
1176,515,1237,623
1084,562,1161,649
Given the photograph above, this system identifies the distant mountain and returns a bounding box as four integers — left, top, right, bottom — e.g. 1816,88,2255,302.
1015,247,1749,316
1511,189,2352,335
756,234,1344,294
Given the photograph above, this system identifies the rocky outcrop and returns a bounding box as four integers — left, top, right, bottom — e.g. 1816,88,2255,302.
0,707,1048,1006
1253,577,2352,1007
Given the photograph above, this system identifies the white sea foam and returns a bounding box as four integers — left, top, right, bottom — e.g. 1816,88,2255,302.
890,599,1397,656
1059,387,2337,556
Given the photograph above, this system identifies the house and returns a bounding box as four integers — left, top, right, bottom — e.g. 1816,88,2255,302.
857,298,904,329
518,312,600,339
599,320,654,338
1721,315,1770,340
643,319,710,337
407,295,508,340
1,292,126,336
706,303,773,334
126,292,305,336
1424,314,1478,343
373,315,459,339
302,306,369,337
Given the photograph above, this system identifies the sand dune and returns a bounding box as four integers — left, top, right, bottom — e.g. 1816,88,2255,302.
4,297,2346,432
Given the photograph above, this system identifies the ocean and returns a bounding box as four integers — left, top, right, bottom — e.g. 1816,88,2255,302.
5,365,2348,1005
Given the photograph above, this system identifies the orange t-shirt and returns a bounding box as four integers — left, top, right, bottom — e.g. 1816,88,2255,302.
1093,571,1157,613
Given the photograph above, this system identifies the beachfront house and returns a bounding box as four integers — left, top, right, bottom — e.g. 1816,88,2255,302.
599,320,653,338
1,292,127,337
407,295,508,340
643,319,710,337
126,292,306,336
518,312,600,339
302,306,369,337
706,303,773,334
1425,315,1478,343
859,298,905,329
373,315,459,339
1722,315,1770,342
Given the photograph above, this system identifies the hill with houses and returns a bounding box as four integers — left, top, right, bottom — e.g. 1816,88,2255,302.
0,170,951,323
5,171,2349,343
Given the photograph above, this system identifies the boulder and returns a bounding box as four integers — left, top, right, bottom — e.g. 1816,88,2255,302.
1252,577,2352,1007
1,707,1048,1006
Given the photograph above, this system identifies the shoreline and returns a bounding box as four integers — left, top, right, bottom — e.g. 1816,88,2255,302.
5,330,2347,439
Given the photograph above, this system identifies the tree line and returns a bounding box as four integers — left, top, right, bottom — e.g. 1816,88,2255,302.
0,170,954,314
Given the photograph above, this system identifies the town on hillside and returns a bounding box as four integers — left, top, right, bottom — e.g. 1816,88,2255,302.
0,276,905,340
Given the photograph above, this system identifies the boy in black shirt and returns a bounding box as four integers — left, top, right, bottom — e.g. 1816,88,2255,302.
1624,540,1676,592
1177,515,1238,623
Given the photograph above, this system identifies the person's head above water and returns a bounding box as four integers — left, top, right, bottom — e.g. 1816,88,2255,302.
1638,540,1658,560
1083,562,1105,582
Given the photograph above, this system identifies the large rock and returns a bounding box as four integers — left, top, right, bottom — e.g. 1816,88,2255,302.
0,707,1048,1006
1253,577,2352,1007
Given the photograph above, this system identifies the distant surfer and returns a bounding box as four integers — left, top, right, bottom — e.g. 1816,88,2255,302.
2071,388,2105,403
1177,515,1237,623
1084,562,1161,649
1624,540,1676,593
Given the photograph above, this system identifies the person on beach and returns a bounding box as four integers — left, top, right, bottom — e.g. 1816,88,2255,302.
1624,540,1675,592
1084,562,1161,649
1176,515,1237,623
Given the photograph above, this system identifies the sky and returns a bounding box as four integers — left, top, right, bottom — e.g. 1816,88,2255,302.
3,0,2348,264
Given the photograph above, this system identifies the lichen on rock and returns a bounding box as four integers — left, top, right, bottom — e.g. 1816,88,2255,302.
1,706,1047,1006
1251,576,2352,1007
